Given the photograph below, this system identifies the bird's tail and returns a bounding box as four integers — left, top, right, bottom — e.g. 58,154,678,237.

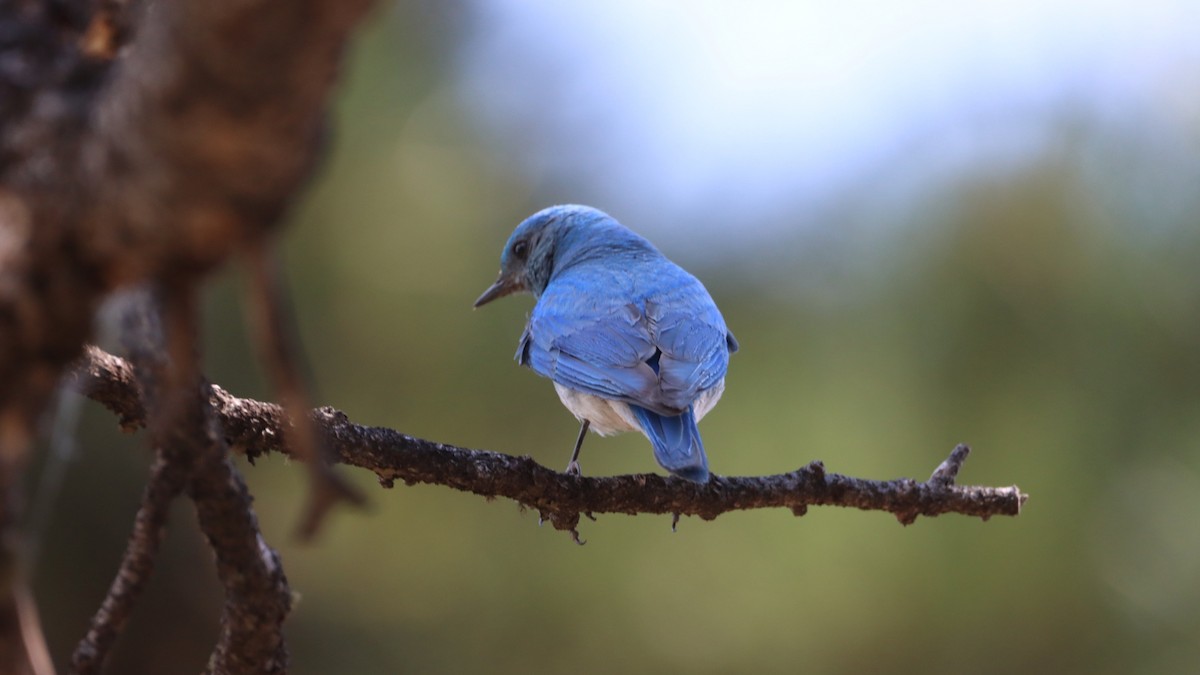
630,404,710,483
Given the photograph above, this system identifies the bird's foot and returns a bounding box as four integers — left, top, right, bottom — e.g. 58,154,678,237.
564,460,582,477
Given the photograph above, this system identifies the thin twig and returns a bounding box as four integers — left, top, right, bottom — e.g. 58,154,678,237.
14,585,55,675
243,241,364,541
188,454,291,675
73,346,1029,542
69,455,186,675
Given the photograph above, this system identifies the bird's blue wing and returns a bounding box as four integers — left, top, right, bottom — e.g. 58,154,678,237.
517,263,732,415
645,290,731,409
518,274,664,409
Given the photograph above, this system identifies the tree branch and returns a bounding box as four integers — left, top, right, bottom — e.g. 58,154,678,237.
73,346,1029,541
120,288,292,674
70,454,186,675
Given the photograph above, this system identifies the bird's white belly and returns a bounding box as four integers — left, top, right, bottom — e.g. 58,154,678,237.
553,384,639,435
553,379,725,436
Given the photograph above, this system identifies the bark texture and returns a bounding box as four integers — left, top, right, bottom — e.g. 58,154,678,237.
74,346,1029,543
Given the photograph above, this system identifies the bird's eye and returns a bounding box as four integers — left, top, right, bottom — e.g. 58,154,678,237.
511,240,529,259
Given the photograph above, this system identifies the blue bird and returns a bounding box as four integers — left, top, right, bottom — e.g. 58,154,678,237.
474,205,738,482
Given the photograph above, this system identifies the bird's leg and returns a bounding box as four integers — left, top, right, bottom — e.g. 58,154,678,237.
566,419,590,476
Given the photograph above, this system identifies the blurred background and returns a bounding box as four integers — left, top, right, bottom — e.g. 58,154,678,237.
31,0,1200,672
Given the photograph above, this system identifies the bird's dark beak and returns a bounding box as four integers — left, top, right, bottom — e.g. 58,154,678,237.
473,273,523,308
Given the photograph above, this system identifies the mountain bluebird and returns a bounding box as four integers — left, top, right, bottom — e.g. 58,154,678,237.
474,205,737,482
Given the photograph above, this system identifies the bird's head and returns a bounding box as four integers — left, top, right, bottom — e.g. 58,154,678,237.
474,204,621,307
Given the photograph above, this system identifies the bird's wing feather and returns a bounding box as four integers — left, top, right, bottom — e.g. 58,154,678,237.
648,295,730,407
519,263,731,414
521,278,664,411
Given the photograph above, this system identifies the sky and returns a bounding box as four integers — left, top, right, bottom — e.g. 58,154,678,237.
454,0,1200,240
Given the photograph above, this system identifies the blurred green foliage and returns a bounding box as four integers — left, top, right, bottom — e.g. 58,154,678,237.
30,7,1200,674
